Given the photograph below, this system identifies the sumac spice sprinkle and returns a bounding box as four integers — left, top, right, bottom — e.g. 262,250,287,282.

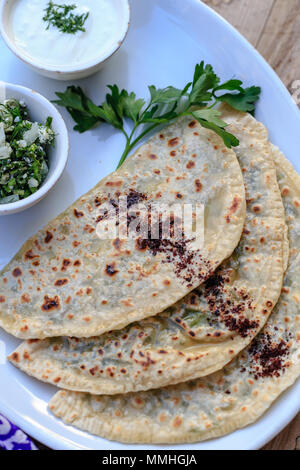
247,332,290,379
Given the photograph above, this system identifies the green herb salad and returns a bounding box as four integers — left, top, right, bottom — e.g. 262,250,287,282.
0,99,55,204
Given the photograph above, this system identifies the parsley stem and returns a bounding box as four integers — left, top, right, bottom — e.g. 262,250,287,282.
117,142,132,169
117,122,164,169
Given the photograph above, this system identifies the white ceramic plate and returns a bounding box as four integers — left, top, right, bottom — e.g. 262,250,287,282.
0,0,299,450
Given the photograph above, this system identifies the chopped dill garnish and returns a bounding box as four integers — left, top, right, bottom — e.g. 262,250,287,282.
43,1,89,35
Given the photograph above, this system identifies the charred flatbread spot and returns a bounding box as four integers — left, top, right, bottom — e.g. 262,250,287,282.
229,197,240,214
173,416,183,428
252,205,262,213
23,351,30,360
153,169,160,175
73,260,81,267
294,199,300,208
186,161,195,169
12,268,22,277
176,193,183,199
74,208,84,218
133,397,143,406
266,301,273,308
195,179,202,192
170,150,177,157
84,224,95,233
188,120,197,128
21,293,30,303
44,231,53,244
163,279,171,286
101,300,108,305
55,279,68,287
105,180,123,187
281,187,290,196
94,196,102,207
35,239,42,251
168,137,179,147
83,316,91,322
41,295,60,312
86,287,92,295
113,238,123,250
120,368,127,374
0,296,5,303
105,263,119,277
106,367,114,377
135,238,147,252
53,377,61,383
73,241,80,248
159,349,167,354
11,352,19,362
149,153,157,160
61,259,71,271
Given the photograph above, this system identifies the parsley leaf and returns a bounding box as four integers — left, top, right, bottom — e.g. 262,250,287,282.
217,86,262,113
54,86,103,132
54,62,261,168
122,93,146,124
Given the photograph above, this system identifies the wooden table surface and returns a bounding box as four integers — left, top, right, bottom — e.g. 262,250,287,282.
203,0,300,451
34,0,300,451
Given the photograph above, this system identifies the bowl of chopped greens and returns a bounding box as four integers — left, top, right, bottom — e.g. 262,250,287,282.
0,82,69,215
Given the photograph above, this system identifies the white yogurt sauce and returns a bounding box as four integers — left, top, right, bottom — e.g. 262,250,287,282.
9,0,123,69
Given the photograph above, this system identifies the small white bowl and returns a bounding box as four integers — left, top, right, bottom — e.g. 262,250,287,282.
0,82,69,215
0,0,130,81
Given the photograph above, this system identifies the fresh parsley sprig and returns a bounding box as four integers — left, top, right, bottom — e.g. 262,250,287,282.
43,1,89,35
54,62,261,168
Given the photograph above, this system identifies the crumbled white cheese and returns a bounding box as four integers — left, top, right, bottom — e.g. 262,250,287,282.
0,123,12,159
17,140,27,148
23,122,40,146
28,177,39,188
38,126,53,144
0,123,5,145
0,145,12,159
